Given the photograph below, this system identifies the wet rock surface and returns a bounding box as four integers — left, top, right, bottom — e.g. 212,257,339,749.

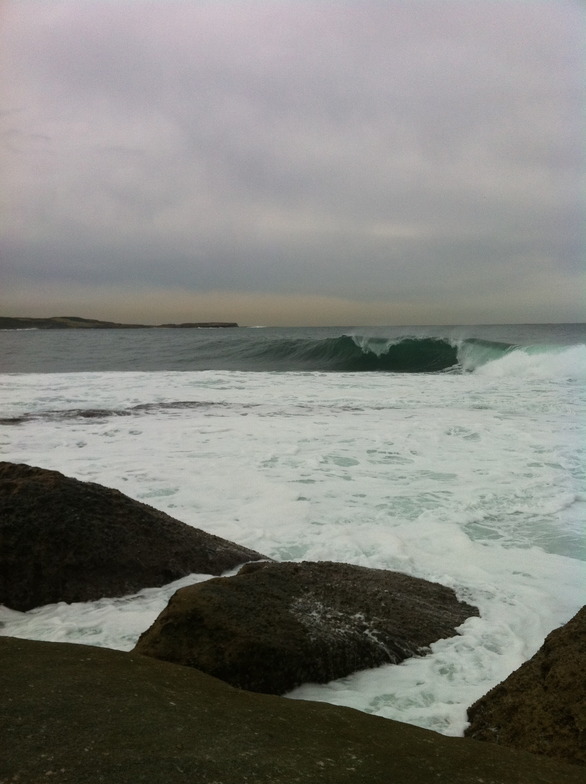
1,636,582,784
0,461,268,611
134,559,479,694
465,605,586,767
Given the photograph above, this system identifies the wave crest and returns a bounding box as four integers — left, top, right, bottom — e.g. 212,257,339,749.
241,334,586,376
240,335,459,372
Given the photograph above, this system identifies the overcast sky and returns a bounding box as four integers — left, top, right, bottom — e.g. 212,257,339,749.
1,0,584,326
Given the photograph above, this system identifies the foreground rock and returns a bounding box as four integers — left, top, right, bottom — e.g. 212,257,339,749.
134,560,479,694
0,637,581,784
466,606,586,767
0,462,267,611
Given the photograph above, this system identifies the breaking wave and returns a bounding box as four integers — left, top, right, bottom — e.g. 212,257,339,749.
227,334,586,376
241,335,458,372
1,326,583,375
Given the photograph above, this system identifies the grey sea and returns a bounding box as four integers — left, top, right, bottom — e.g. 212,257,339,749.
1,322,584,736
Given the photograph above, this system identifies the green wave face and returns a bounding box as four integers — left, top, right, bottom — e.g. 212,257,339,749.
153,332,553,373
243,335,531,373
226,335,462,372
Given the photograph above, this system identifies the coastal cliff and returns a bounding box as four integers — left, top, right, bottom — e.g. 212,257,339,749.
0,316,238,329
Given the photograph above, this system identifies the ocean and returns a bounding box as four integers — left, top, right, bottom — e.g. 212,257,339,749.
1,323,584,736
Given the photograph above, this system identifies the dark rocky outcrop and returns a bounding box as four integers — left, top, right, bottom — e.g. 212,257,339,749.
465,606,586,767
0,315,239,329
1,636,582,784
0,461,268,611
0,315,147,329
134,560,479,694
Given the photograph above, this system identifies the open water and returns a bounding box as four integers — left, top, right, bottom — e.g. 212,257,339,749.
0,323,584,736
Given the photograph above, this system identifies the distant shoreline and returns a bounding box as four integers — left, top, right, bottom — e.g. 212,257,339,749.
0,316,239,330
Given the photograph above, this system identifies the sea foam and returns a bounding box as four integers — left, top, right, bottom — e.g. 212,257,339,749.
0,358,584,736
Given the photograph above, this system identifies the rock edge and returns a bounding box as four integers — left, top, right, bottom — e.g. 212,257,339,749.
465,605,586,767
134,559,479,694
0,461,267,610
1,636,582,784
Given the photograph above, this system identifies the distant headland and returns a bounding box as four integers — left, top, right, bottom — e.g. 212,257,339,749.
0,316,239,330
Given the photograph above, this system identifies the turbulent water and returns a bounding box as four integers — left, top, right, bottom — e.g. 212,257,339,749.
0,323,584,736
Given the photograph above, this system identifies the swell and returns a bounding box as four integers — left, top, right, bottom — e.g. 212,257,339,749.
225,334,568,374
3,328,580,374
218,335,463,373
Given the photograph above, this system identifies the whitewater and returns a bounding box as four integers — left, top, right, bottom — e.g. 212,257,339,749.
0,325,584,737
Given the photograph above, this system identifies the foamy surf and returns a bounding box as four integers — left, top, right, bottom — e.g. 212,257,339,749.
472,343,586,379
0,324,584,736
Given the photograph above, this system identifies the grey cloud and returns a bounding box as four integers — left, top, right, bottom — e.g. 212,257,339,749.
1,0,584,324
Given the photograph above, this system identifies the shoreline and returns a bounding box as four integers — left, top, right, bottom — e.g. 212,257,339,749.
0,316,239,330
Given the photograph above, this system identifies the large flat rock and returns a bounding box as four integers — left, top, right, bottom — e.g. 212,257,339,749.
0,461,268,610
466,606,586,767
0,636,582,784
134,560,479,694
